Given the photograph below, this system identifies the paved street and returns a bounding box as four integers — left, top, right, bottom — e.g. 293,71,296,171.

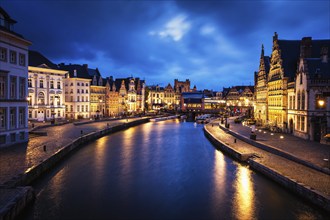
227,117,330,170
0,118,145,185
206,119,330,197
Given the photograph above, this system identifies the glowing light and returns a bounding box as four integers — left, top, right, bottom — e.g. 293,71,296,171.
318,99,325,107
233,166,255,220
280,135,284,139
271,133,274,135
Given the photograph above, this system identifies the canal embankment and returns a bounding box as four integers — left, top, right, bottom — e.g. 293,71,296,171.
203,122,330,212
0,117,150,220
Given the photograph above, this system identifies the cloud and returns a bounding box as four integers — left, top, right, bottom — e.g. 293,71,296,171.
150,15,191,41
2,0,329,90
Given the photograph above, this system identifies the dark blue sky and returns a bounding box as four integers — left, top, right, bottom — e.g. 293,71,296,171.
3,0,329,90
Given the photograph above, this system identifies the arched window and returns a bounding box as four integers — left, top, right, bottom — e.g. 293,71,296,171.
38,92,45,105
301,91,305,110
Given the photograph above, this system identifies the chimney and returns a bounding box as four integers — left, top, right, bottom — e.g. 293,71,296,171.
300,37,312,58
321,46,328,63
74,69,77,77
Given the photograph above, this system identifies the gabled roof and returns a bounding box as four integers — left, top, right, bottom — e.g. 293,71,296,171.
306,58,330,79
278,40,301,80
278,39,330,81
29,50,58,69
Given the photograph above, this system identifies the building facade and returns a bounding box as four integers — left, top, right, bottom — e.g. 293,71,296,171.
0,7,31,147
254,32,330,143
59,64,92,120
28,51,66,121
255,45,270,125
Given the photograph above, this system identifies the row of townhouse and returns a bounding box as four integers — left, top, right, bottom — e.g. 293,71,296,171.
27,52,146,121
254,32,330,143
146,79,195,111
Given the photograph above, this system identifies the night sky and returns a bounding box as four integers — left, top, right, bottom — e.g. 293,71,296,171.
2,0,329,90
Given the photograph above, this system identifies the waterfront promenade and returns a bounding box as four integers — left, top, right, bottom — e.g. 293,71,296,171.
205,118,330,211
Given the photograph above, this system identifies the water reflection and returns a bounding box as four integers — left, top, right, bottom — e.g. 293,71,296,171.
233,165,256,220
212,150,227,215
92,137,107,185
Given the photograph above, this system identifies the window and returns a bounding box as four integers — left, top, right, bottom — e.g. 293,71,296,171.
19,53,26,66
0,76,6,99
301,116,305,132
19,107,25,127
65,105,68,111
10,133,16,142
86,89,88,93
38,92,45,105
57,97,60,105
10,76,16,99
77,96,80,102
57,81,61,89
82,96,84,102
297,91,301,110
19,132,25,140
70,82,73,86
82,105,84,112
70,89,73,94
50,96,54,105
50,81,54,89
28,78,32,87
19,77,25,99
40,80,44,88
57,110,60,117
82,89,84,93
86,105,88,112
0,47,7,61
77,105,80,112
10,50,17,64
28,95,32,105
70,96,73,102
0,108,6,130
10,107,16,128
70,105,73,112
77,82,80,86
28,110,32,118
77,89,80,93
301,91,305,110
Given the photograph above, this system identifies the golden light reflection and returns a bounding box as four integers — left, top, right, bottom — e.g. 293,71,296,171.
212,150,226,214
93,137,108,184
233,165,256,220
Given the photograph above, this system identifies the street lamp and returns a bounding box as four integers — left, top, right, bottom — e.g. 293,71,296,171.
318,99,325,107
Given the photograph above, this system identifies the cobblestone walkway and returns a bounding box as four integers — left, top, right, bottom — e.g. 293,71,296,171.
227,118,330,170
0,118,144,185
205,120,330,197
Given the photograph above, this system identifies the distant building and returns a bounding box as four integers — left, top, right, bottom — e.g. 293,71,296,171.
28,51,67,121
0,7,32,147
225,86,254,116
59,64,91,119
174,79,191,93
255,45,270,125
88,68,106,119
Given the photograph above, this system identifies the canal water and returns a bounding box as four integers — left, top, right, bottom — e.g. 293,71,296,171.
23,120,327,219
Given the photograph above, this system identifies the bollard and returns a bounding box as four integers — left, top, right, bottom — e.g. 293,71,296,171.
212,123,214,127
43,145,47,152
234,138,236,143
